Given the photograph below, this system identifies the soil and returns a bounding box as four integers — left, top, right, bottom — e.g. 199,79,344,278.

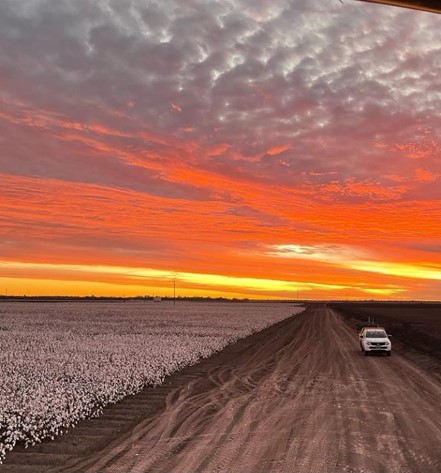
2,303,441,473
331,301,441,380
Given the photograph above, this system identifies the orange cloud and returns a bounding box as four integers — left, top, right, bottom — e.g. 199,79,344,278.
415,168,439,183
208,143,230,157
266,145,291,156
3,167,441,300
394,140,440,159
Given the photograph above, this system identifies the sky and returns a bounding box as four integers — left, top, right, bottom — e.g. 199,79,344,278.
1,0,441,300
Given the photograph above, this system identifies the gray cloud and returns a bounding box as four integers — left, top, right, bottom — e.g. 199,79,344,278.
0,0,440,203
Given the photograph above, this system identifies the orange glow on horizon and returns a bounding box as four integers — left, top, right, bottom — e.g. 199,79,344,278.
0,260,405,300
2,168,441,300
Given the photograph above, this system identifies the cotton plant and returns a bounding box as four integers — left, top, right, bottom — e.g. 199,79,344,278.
0,301,303,463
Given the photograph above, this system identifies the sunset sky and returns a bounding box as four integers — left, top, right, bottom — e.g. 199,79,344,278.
1,0,441,300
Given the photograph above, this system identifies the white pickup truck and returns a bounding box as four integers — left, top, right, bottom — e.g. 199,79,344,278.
359,327,392,356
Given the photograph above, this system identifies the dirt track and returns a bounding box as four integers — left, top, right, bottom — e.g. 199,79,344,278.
43,304,440,473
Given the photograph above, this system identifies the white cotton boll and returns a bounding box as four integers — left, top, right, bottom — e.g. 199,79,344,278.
1,301,302,459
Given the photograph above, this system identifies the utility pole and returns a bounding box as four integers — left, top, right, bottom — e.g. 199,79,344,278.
173,279,176,305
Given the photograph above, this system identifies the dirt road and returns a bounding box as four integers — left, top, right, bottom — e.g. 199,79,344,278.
57,304,441,473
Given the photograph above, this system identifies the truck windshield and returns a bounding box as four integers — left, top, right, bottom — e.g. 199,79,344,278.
366,331,387,338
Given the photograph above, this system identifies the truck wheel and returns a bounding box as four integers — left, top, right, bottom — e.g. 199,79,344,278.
387,352,391,356
364,351,369,356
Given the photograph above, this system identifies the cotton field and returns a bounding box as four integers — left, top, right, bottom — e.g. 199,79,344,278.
0,301,303,462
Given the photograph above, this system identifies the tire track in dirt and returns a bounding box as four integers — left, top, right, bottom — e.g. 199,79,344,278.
54,304,441,473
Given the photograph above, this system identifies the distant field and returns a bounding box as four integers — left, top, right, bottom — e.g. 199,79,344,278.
0,301,303,463
330,302,441,362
